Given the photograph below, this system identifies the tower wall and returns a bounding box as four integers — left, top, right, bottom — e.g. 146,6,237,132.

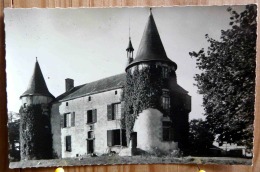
21,96,53,106
20,96,54,160
19,102,53,160
133,108,178,154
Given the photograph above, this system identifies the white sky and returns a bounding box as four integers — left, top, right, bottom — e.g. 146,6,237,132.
4,6,245,119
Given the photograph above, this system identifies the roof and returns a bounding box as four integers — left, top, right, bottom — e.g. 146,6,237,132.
126,10,177,71
20,60,54,99
55,72,189,102
126,38,134,51
55,73,126,102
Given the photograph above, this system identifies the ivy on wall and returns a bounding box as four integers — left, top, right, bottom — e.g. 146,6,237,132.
121,64,164,142
19,104,53,160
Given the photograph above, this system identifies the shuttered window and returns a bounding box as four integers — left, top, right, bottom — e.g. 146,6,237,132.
64,113,72,127
65,135,72,152
61,114,64,128
108,103,121,120
107,130,113,146
107,104,112,120
93,109,97,123
71,112,75,127
87,109,97,124
107,129,127,146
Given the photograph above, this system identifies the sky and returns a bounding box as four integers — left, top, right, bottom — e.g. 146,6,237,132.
4,6,245,119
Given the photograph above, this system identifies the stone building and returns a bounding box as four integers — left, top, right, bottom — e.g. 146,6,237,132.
20,10,191,159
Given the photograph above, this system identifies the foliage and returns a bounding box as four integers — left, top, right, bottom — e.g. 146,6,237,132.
122,65,163,142
189,5,256,148
188,119,215,156
8,119,20,161
19,104,53,160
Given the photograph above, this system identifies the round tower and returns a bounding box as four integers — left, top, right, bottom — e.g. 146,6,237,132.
19,58,54,160
124,9,191,154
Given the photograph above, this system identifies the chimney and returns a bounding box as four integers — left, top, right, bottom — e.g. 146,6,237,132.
65,78,74,92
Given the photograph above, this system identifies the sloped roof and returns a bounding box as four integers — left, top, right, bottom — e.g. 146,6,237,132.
126,11,177,71
20,60,54,99
56,73,126,102
55,72,189,102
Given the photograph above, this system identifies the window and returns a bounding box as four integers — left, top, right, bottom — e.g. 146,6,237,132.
64,113,71,128
87,131,94,139
115,90,117,95
87,140,94,154
63,112,75,128
66,102,68,106
138,63,148,70
87,109,97,124
88,96,91,101
162,121,172,141
162,66,169,78
162,90,170,111
107,129,127,146
162,97,170,110
71,112,75,126
65,136,71,152
107,103,121,120
89,125,94,130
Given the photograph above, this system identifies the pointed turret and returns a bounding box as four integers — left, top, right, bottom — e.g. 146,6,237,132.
126,37,134,64
20,58,54,99
19,58,54,160
126,38,134,52
126,9,177,71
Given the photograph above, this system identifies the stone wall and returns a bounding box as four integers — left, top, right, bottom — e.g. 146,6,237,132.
21,96,53,106
133,108,178,154
51,88,124,158
50,102,62,158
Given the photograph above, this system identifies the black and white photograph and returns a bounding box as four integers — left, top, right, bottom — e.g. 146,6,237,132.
5,5,256,168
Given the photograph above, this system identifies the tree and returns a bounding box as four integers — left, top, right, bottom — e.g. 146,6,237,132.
8,119,20,161
189,5,256,149
189,119,215,156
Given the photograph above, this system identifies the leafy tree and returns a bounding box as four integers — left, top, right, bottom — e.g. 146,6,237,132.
189,119,215,156
8,119,20,161
189,5,256,149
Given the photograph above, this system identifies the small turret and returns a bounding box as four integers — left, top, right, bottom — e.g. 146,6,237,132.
20,57,54,106
126,37,134,65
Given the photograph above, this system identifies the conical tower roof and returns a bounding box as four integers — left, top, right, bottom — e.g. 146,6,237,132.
126,38,134,51
126,10,177,70
20,59,54,99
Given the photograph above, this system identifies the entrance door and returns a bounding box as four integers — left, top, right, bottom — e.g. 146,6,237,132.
87,140,94,154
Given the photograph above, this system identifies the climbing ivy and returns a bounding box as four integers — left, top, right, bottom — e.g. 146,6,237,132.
121,64,164,142
19,104,53,160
